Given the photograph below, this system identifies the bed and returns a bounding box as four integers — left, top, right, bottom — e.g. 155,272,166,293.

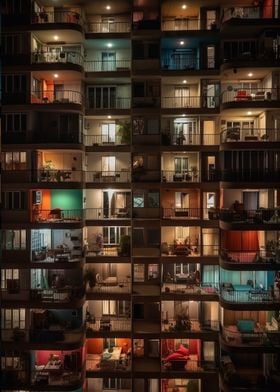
100,346,122,370
102,276,118,286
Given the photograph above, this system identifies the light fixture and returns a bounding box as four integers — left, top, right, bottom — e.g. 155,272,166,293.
107,115,112,119
183,80,187,84
54,74,59,78
53,35,59,41
107,43,113,48
248,72,253,77
180,41,185,45
106,5,111,10
182,4,187,9
182,114,186,117
247,111,252,115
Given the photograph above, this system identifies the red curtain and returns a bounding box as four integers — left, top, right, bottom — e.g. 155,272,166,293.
263,0,273,17
224,231,259,251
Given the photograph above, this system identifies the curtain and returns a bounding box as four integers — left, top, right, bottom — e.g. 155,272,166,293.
225,231,259,251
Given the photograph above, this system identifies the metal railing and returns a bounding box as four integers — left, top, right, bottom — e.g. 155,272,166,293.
220,288,280,303
86,97,131,110
221,170,280,182
32,51,83,66
31,370,82,386
87,281,131,294
32,248,83,263
161,53,199,70
30,287,84,302
162,282,219,295
87,20,131,33
162,96,201,108
162,319,219,332
220,208,280,224
32,89,82,104
32,10,83,25
87,317,131,331
222,325,280,346
37,169,83,182
221,128,280,143
30,328,84,343
162,132,219,146
162,17,217,31
161,244,219,257
220,249,280,264
32,209,84,223
222,6,278,22
85,208,131,220
85,59,130,72
85,170,131,183
162,359,217,372
162,170,200,183
221,88,280,104
162,207,201,219
84,134,128,146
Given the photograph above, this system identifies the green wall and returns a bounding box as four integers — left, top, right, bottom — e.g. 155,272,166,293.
51,189,82,210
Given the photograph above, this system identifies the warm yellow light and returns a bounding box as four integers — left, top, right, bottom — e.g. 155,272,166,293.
180,41,185,45
53,35,59,41
54,74,59,78
182,4,187,9
106,5,111,10
248,72,253,77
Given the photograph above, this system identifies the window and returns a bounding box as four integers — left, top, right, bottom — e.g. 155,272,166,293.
101,156,116,175
1,308,25,329
101,123,116,143
2,34,23,54
102,227,129,245
2,113,27,133
32,77,42,98
1,269,19,289
134,264,144,282
1,152,27,170
133,192,144,207
102,300,117,315
1,356,23,370
2,230,26,250
2,191,26,210
133,117,159,135
2,74,27,92
148,264,159,280
88,86,116,109
148,192,159,208
174,157,188,173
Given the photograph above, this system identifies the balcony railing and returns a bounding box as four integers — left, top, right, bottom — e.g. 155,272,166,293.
86,355,131,372
86,317,131,332
162,96,201,108
220,208,280,224
32,208,84,223
220,288,280,303
30,287,84,302
31,370,82,386
221,88,280,104
162,282,219,295
162,319,219,332
87,281,131,294
32,90,82,104
222,6,278,22
37,169,83,182
32,10,82,25
162,170,200,183
86,97,131,110
222,325,280,346
87,20,131,33
85,208,131,220
161,244,219,257
162,132,219,146
221,170,280,182
84,134,128,146
162,207,220,220
161,53,199,70
32,248,83,263
220,249,280,264
32,51,83,66
85,170,131,183
162,17,217,31
84,59,130,72
162,359,217,372
221,128,280,143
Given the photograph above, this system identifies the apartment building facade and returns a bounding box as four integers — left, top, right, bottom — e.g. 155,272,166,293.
1,1,280,392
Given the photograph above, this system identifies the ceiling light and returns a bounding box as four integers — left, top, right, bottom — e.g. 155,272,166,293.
247,111,252,115
106,5,111,10
107,115,112,119
53,35,59,41
54,74,59,78
180,41,185,45
182,4,187,9
182,114,186,117
183,80,187,84
248,72,253,77
107,43,113,48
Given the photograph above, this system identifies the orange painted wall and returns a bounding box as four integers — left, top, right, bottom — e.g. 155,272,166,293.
87,338,103,354
116,338,131,353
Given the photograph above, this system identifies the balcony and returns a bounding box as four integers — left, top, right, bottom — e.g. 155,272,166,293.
86,317,131,332
32,10,83,26
86,97,131,110
86,20,131,34
86,338,131,372
220,286,280,304
31,90,82,105
30,287,84,303
162,169,200,183
221,170,280,182
220,249,280,267
221,88,280,108
222,324,280,347
37,169,83,183
221,128,280,143
85,170,131,183
32,208,84,224
162,281,219,296
85,207,131,220
85,59,130,72
162,318,219,333
162,96,200,109
220,207,280,226
162,132,219,146
222,5,278,23
32,51,84,67
162,17,217,31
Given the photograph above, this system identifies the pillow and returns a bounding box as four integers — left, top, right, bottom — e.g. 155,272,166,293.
164,352,184,362
102,352,112,360
176,344,189,356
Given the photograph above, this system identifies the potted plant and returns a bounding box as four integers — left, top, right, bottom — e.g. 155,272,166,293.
117,121,131,144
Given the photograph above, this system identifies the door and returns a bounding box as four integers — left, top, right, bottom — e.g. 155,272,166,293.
175,87,190,108
101,123,116,143
243,191,259,211
88,87,116,109
175,192,189,209
206,10,217,29
207,46,215,68
102,52,116,71
101,156,115,176
174,157,188,173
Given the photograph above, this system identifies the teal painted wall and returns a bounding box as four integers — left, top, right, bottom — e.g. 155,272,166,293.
51,190,82,210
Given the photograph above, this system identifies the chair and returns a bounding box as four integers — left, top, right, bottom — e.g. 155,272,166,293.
254,91,265,100
235,90,251,101
247,279,254,287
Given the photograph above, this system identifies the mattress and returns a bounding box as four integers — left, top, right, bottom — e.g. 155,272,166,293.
103,276,118,286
